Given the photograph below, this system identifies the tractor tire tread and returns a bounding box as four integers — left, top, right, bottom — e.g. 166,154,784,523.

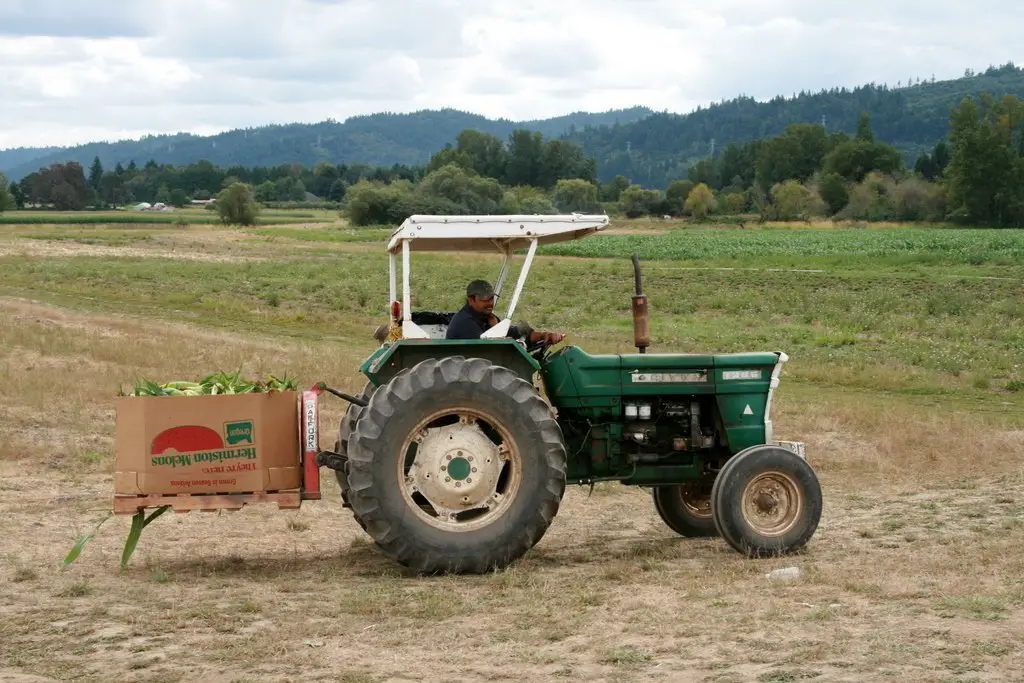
334,382,374,528
347,356,567,574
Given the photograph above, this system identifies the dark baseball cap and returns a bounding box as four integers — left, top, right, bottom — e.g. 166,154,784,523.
466,280,495,299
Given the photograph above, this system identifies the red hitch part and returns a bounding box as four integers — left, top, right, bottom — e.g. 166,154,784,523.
300,386,322,500
303,383,371,488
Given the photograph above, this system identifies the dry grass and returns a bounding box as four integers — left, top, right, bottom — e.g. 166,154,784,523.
1,221,1023,682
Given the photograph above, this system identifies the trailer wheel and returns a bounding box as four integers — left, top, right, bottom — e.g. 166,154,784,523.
711,445,822,557
652,483,718,538
346,357,567,574
334,382,374,528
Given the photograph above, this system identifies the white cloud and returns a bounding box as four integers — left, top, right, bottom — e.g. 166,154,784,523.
1,0,1022,149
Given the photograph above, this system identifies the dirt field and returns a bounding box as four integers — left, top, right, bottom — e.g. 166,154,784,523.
1,220,1023,683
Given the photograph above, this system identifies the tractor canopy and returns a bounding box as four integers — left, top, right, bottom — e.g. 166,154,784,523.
384,214,609,341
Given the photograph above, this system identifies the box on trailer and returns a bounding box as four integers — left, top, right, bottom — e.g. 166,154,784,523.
114,391,301,495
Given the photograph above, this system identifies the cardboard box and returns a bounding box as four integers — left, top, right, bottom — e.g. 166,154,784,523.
114,391,301,495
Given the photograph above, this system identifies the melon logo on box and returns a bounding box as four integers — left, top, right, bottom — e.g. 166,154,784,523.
149,422,257,468
225,420,254,445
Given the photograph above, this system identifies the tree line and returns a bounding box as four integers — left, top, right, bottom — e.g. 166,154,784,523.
568,62,1024,187
2,93,1022,227
0,107,652,183
3,156,421,211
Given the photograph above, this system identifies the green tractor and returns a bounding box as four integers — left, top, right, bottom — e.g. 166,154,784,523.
321,214,822,573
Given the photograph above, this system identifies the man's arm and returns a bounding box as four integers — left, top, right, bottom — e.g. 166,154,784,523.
508,320,564,345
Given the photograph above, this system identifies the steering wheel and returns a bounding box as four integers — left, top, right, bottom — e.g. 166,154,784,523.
527,338,557,362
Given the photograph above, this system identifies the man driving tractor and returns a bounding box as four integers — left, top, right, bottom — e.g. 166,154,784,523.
446,279,565,345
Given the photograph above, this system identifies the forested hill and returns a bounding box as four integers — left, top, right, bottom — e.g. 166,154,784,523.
0,146,62,174
568,63,1024,187
7,64,1024,188
0,107,652,182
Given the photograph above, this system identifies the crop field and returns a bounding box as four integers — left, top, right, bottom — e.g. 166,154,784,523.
544,227,1024,271
1,215,1023,682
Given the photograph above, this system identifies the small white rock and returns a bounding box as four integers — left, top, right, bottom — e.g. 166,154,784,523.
765,566,801,581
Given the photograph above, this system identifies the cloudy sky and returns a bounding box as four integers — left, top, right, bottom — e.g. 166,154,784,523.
1,0,1020,150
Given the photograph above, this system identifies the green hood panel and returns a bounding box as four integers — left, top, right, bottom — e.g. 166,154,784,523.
543,345,780,404
541,345,785,454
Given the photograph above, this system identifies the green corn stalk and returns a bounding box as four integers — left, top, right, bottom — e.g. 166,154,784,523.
62,511,113,570
120,506,170,570
61,506,173,570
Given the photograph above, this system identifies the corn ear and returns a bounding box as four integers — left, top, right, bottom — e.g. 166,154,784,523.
123,372,299,396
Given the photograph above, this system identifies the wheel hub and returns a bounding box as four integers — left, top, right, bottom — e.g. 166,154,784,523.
754,491,777,513
740,471,801,537
407,417,507,516
679,483,713,518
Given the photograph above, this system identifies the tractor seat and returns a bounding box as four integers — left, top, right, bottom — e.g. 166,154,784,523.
410,311,455,326
410,311,456,340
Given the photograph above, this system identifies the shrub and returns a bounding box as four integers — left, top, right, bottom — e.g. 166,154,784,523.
215,183,260,226
684,183,715,220
619,185,665,218
552,178,600,213
499,187,557,214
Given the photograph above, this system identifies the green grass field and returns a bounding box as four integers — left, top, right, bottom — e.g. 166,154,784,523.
543,227,1024,272
1,213,1023,682
3,222,1020,399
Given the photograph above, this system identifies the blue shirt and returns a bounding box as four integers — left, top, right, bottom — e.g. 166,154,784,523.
445,304,526,340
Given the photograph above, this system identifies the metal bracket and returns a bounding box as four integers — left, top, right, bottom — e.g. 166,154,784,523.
772,440,806,459
315,450,347,471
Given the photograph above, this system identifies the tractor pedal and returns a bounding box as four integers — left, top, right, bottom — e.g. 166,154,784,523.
316,450,348,471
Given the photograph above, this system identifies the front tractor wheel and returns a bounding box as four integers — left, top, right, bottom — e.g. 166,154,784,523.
346,357,567,574
652,483,718,538
710,445,822,557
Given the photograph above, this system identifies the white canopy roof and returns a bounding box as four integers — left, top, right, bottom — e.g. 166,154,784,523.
386,214,610,254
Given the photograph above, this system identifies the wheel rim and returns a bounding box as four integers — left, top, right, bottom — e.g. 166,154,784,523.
740,470,802,537
397,408,522,532
674,484,712,519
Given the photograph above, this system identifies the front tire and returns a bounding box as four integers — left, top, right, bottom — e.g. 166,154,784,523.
347,357,567,574
710,445,822,557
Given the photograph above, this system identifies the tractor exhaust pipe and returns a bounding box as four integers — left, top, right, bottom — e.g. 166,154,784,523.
631,255,651,354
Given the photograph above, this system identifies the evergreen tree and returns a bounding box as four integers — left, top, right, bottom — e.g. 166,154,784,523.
945,95,1024,226
89,156,104,191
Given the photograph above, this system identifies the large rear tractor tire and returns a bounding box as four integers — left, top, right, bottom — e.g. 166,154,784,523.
334,382,375,526
652,482,718,538
347,357,567,574
710,445,822,557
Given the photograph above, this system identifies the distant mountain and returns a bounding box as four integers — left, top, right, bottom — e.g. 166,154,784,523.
0,145,62,175
8,63,1024,189
0,107,653,181
567,63,1024,186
